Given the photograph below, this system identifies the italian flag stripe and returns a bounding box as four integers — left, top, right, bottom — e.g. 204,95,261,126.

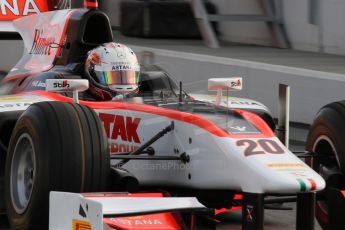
297,179,307,192
307,178,317,191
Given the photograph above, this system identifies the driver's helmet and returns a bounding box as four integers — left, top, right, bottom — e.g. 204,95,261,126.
85,42,140,94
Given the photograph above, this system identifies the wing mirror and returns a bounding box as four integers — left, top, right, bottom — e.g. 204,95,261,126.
46,79,89,103
208,77,243,105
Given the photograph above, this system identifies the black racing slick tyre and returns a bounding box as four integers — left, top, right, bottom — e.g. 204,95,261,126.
306,101,345,230
4,101,110,230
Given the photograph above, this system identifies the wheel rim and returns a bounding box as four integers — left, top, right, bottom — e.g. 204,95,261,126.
312,135,340,225
10,133,36,214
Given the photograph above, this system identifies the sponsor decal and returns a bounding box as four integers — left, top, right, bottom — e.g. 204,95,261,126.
229,101,261,106
231,79,242,87
31,80,46,87
193,95,262,107
9,9,74,74
53,80,70,88
72,219,92,230
29,29,55,55
0,0,48,20
0,102,32,108
230,126,247,132
274,168,307,172
94,63,137,71
99,113,141,153
236,139,285,157
267,163,307,172
108,217,163,226
112,65,132,71
267,163,306,168
110,143,139,154
228,124,260,134
290,172,307,177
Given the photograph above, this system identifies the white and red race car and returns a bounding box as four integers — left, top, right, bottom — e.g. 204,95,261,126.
0,2,327,230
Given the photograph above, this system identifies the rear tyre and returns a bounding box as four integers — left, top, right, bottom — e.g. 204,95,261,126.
306,101,345,229
4,101,109,229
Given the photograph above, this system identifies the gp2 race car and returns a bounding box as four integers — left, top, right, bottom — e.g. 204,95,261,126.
0,1,327,230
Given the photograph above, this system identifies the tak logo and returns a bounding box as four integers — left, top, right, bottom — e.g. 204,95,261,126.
99,113,141,144
53,80,70,88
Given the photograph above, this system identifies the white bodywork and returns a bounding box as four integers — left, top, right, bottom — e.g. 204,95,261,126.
100,108,324,193
0,92,270,113
0,91,325,193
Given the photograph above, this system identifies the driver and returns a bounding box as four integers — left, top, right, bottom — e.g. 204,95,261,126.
85,42,140,100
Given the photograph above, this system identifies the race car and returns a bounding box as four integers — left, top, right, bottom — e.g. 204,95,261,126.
0,1,326,230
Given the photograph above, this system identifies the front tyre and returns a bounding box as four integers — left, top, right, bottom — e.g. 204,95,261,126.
306,101,345,229
4,102,109,229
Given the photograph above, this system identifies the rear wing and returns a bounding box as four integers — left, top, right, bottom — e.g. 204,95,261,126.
49,192,206,230
4,2,112,78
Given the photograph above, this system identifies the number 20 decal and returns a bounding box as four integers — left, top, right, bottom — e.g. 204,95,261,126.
236,139,285,157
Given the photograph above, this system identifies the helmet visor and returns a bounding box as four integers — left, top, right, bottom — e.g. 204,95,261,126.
95,70,140,86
